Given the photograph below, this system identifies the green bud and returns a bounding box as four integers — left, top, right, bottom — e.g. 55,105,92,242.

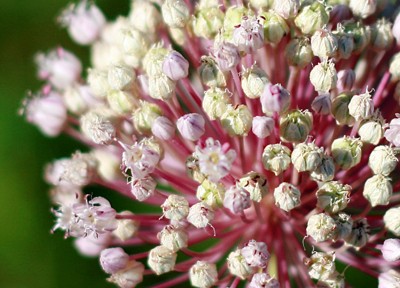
363,174,392,207
199,56,226,88
309,59,337,92
262,143,291,175
192,7,224,39
331,92,356,126
260,10,290,44
132,101,162,134
241,65,270,99
202,87,232,120
196,179,225,209
220,104,253,136
331,136,363,170
294,2,329,35
316,181,351,214
285,37,313,68
279,109,313,143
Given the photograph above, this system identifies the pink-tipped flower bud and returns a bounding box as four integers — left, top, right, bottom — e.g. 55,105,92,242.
151,116,175,140
162,195,189,221
177,113,205,141
252,116,274,138
147,245,177,275
306,213,337,242
130,176,157,202
260,83,291,116
223,185,251,214
337,69,356,92
187,202,215,229
311,93,332,115
60,1,105,45
232,16,264,54
249,273,279,288
241,240,270,268
162,50,189,81
381,238,400,262
214,41,240,72
100,247,129,274
107,260,145,288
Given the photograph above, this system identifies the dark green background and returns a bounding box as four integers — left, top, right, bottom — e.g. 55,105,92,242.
0,0,377,287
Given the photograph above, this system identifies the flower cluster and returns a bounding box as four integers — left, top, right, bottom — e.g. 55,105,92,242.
23,0,400,287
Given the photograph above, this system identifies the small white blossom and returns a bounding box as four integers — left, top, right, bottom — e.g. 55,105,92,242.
187,202,215,229
306,213,337,242
227,248,255,280
233,16,264,54
223,185,251,214
107,260,145,288
378,269,400,288
161,195,189,221
157,225,188,252
112,211,139,241
189,261,218,288
384,207,400,236
130,176,157,202
348,90,374,121
363,174,393,207
81,111,115,145
274,182,301,212
305,251,336,281
100,247,129,274
147,245,177,275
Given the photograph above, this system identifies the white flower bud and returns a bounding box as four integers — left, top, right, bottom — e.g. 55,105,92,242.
331,92,356,126
202,87,231,120
148,74,176,100
241,240,270,268
187,202,215,228
157,225,188,252
87,69,111,98
260,83,291,116
129,0,161,34
363,174,393,207
349,0,377,19
192,7,224,39
112,211,139,241
285,37,313,68
358,116,385,145
107,65,135,91
107,90,136,115
384,207,400,236
306,213,337,242
237,172,268,202
100,247,129,274
122,141,160,179
333,27,355,60
369,145,398,176
310,59,337,92
252,116,274,139
381,238,400,262
64,85,100,115
343,22,371,55
177,113,205,141
25,91,67,137
249,0,272,10
196,179,225,209
223,185,251,214
249,273,279,288
81,111,115,145
162,50,189,81
50,185,82,206
74,233,111,257
151,116,175,140
260,10,289,44
305,251,336,281
331,136,363,170
385,114,400,147
294,2,329,35
345,218,370,248
214,41,240,71
348,90,374,121
279,110,313,143
272,0,299,19
143,44,169,78
371,19,394,51
189,261,218,288
223,5,250,34
162,0,190,28
132,101,162,134
379,269,400,288
62,152,97,186
227,249,255,279
310,154,335,182
122,28,150,67
131,176,157,202
317,271,345,288
107,260,145,288
233,16,264,54
220,104,253,136
199,56,226,88
336,69,356,92
274,182,301,212
311,28,338,59
147,245,177,275
291,142,323,172
316,181,351,214
241,65,270,99
161,195,189,221
311,93,332,115
262,144,291,175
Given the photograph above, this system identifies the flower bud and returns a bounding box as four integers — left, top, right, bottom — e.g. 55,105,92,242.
310,59,337,92
148,74,176,100
331,92,356,126
177,113,205,141
223,185,251,214
162,195,189,221
25,91,67,137
348,90,374,121
333,213,353,241
260,10,289,44
202,87,231,120
343,22,371,54
161,0,190,28
291,142,324,172
227,249,255,279
311,28,338,59
363,174,393,207
151,116,175,140
157,225,188,252
60,1,105,45
131,176,157,202
379,270,400,288
122,28,150,67
214,41,240,71
132,101,162,134
306,213,337,242
390,53,400,81
272,0,299,19
220,104,253,136
336,69,355,92
241,240,270,268
369,145,398,176
199,56,226,87
186,155,207,183
81,110,115,145
260,83,291,116
252,116,274,138
189,261,218,288
237,171,268,202
385,114,400,147
294,2,329,35
233,16,264,54
223,5,250,34
112,211,139,241
262,144,291,175
317,271,345,288
249,0,272,10
192,7,224,39
74,233,111,257
249,273,279,288
107,65,135,91
274,182,301,212
384,206,400,236
107,260,145,288
187,202,215,228
305,251,336,281
381,238,400,262
393,13,400,45
62,151,98,186
310,154,335,182
241,65,270,99
349,0,377,19
333,27,355,60
63,84,100,115
279,110,313,143
331,136,363,169
147,245,177,275
143,44,169,78
162,50,189,80
285,37,313,68
100,247,129,274
196,179,225,209
316,181,351,214
87,69,110,98
344,218,370,248
311,93,332,115
370,19,394,51
358,115,385,145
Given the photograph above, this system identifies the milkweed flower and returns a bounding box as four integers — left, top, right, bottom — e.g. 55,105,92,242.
23,0,400,287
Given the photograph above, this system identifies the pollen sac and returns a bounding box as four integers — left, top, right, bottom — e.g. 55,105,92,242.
147,245,177,275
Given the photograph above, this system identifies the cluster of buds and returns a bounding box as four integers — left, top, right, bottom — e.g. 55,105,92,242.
23,0,400,287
